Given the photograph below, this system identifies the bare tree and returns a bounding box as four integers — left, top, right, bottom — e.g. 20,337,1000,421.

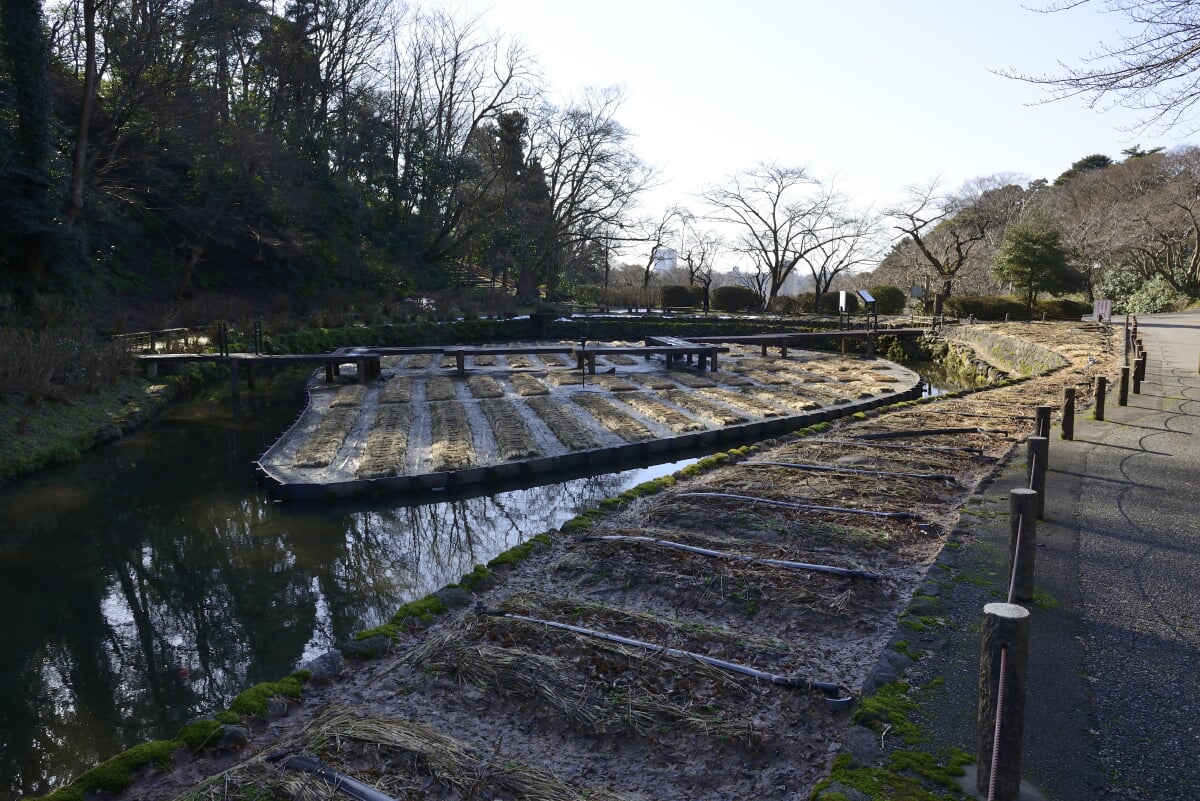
527,86,657,290
1005,1,1200,133
634,205,691,292
701,163,850,308
795,213,882,311
886,176,1024,301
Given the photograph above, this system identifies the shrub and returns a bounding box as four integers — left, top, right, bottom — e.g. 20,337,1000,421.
712,285,763,312
1034,298,1091,319
770,294,806,315
660,284,703,308
944,295,1027,320
869,285,907,314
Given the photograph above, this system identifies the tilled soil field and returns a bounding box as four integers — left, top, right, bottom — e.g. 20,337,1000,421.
104,323,1115,801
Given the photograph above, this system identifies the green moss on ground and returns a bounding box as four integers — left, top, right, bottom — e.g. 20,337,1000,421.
40,740,178,801
227,672,308,717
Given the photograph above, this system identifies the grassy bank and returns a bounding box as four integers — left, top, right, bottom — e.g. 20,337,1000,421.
0,364,222,484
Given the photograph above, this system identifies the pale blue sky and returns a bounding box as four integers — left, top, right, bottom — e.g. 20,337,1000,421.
460,0,1194,219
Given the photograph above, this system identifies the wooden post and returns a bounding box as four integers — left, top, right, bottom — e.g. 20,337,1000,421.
1009,488,1038,600
325,361,334,382
1026,438,1048,519
1135,354,1146,382
1133,359,1144,394
245,363,255,391
1061,387,1076,440
1034,406,1052,440
1124,315,1130,362
229,362,240,398
977,602,1030,801
1094,376,1107,421
1119,366,1130,406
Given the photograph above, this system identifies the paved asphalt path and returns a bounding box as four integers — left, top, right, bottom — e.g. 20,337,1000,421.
1024,312,1200,800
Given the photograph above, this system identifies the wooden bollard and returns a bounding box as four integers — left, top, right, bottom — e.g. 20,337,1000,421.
1026,438,1048,519
977,602,1031,801
1009,488,1038,600
1135,353,1146,381
229,362,240,398
1034,406,1052,440
1061,387,1076,440
1094,376,1107,421
1133,358,1144,394
1119,366,1130,406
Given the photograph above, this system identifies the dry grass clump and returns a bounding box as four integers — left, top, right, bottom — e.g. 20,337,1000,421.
481,399,542,461
526,396,604,449
306,712,633,801
666,371,715,389
329,384,366,407
617,393,706,433
379,377,411,404
380,355,405,369
467,375,505,399
356,405,412,478
429,401,474,471
404,353,433,369
573,393,655,441
472,354,497,366
627,373,678,390
660,389,748,425
508,373,549,396
591,374,639,392
423,376,457,402
0,325,135,403
405,630,757,741
602,354,639,366
735,357,788,372
293,408,358,467
438,354,457,369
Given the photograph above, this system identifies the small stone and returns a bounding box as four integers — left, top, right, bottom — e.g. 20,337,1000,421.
215,724,250,750
434,586,471,608
340,634,392,659
300,650,344,683
839,725,881,767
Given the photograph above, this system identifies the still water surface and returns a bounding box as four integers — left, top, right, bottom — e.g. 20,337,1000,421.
0,373,690,800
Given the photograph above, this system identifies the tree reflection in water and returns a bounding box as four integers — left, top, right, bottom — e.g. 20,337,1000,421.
0,375,677,801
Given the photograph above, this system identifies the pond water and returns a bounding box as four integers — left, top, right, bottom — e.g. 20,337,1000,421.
0,373,691,801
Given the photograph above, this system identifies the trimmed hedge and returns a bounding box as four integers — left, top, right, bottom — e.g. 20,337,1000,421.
661,284,703,308
712,285,763,312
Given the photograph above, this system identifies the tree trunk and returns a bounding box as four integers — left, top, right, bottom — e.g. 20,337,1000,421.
63,0,98,227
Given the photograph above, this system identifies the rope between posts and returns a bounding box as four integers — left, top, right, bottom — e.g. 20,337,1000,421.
987,645,1009,801
1007,513,1023,605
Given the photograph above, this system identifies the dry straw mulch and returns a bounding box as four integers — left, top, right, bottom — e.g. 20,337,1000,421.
293,408,358,468
423,377,457,402
472,354,497,366
573,392,655,442
526,396,604,449
506,353,534,369
379,377,411,404
356,404,412,479
628,373,678,391
660,388,748,425
616,392,706,433
601,354,639,366
428,401,475,471
699,387,790,418
467,375,505,399
480,399,542,461
539,353,572,367
590,374,639,392
508,373,550,396
666,371,715,389
404,353,434,369
329,384,366,407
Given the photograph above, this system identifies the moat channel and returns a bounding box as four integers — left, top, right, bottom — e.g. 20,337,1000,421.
0,363,961,800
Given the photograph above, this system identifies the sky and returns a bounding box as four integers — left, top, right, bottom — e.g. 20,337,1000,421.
454,0,1198,258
